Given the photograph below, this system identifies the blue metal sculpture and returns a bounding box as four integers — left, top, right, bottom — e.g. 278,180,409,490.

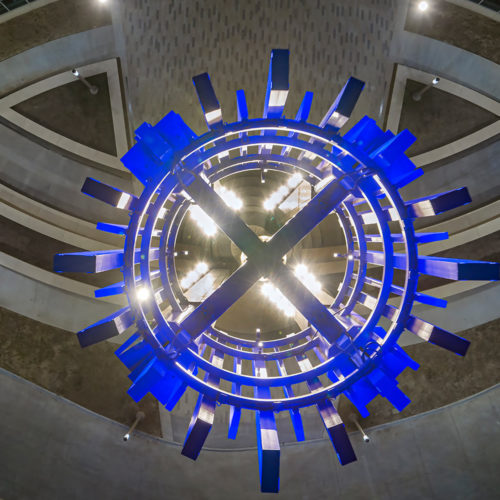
55,50,499,493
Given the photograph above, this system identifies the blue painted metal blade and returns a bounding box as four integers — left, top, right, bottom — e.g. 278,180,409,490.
94,269,160,298
343,116,382,147
368,368,411,411
155,111,197,150
96,222,128,236
406,316,470,356
360,275,447,308
406,187,471,217
181,393,217,460
182,348,223,459
228,406,241,440
121,143,158,185
193,72,222,128
317,399,357,465
128,358,167,402
54,248,160,273
135,122,174,162
81,177,137,210
94,281,125,297
228,356,242,439
263,49,289,119
236,89,249,156
77,306,134,347
319,77,365,130
274,352,305,441
256,410,280,493
253,358,280,492
363,232,448,244
361,250,500,281
114,332,140,357
236,89,248,121
117,340,154,370
280,91,314,155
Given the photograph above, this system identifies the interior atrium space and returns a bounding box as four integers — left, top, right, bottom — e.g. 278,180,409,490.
0,1,499,498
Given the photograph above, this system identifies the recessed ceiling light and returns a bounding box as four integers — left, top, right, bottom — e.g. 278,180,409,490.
418,1,429,11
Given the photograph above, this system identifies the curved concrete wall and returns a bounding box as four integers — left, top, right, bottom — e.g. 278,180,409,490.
0,369,498,499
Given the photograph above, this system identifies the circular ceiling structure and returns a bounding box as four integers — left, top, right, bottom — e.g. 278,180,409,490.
53,49,499,493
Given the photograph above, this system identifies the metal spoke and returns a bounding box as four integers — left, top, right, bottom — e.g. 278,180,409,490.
173,170,356,348
271,264,345,344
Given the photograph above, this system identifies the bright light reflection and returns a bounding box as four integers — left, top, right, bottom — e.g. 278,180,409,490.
180,262,209,290
418,1,428,11
190,205,217,236
217,185,243,211
294,264,321,294
261,282,295,317
263,172,303,211
136,286,150,302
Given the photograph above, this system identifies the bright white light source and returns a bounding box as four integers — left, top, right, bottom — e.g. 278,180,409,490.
315,175,334,193
432,77,440,85
347,254,354,261
196,261,208,274
287,172,303,189
116,192,131,209
136,286,150,302
258,341,264,347
205,108,222,125
217,185,243,211
333,252,340,258
71,69,80,77
294,264,321,294
183,250,189,256
418,1,428,11
190,205,217,236
263,175,303,212
261,282,295,317
180,262,209,290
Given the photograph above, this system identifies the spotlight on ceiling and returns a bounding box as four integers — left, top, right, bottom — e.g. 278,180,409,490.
418,1,429,11
432,77,440,85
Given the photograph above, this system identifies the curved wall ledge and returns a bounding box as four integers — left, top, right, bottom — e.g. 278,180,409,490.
0,26,116,96
0,59,129,170
0,123,132,223
392,30,500,101
386,65,499,167
1,367,498,499
0,251,125,332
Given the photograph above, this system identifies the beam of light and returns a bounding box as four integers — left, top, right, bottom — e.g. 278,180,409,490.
180,262,209,290
216,185,243,211
189,205,218,236
263,172,303,211
136,286,151,302
261,282,295,317
294,264,321,294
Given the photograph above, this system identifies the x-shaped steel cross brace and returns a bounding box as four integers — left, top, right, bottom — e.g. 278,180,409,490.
168,170,359,354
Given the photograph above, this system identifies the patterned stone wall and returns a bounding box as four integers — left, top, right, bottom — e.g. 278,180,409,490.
117,0,398,132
